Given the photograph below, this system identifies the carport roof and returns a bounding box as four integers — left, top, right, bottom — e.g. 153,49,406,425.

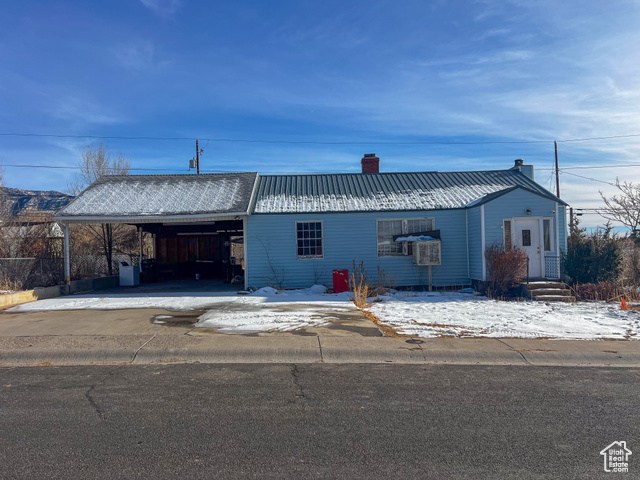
55,173,258,223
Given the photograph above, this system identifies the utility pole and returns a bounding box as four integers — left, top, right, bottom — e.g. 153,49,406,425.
554,140,560,198
196,139,200,175
569,207,574,245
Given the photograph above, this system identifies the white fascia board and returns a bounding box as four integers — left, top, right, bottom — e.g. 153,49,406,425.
243,216,249,290
481,205,486,281
246,173,260,215
555,202,561,277
53,212,249,225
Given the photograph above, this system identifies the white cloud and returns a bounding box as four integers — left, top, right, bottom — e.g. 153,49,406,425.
48,95,122,125
139,0,182,18
113,40,160,71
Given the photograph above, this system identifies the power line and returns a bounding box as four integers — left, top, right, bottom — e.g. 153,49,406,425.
2,131,640,145
556,133,640,143
0,133,194,141
0,163,255,174
560,171,615,185
0,164,191,173
539,164,640,171
0,162,635,179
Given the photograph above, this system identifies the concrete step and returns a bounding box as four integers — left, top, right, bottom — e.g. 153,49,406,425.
526,281,569,290
534,295,576,303
530,288,573,297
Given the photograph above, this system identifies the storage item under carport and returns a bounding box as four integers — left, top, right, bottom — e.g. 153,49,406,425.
141,258,158,283
119,264,140,286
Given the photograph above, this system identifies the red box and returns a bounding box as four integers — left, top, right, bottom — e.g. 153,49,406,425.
332,269,349,293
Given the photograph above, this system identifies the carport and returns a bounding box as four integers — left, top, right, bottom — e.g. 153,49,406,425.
54,172,258,290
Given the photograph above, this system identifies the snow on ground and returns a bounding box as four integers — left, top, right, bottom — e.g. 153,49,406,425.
194,309,333,334
7,292,239,312
194,285,354,334
6,285,353,334
6,286,640,339
371,291,640,340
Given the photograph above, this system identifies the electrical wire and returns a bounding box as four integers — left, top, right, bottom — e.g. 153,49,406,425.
560,171,616,185
538,164,640,171
2,131,640,145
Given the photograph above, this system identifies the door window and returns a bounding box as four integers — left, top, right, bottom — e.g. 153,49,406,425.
522,230,531,247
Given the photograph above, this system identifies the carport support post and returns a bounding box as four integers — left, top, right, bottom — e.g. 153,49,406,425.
138,226,143,270
63,223,70,285
243,216,248,290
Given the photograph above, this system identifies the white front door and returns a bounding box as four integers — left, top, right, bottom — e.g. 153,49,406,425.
513,219,543,277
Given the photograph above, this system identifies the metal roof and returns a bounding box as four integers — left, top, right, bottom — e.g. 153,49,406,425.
56,173,258,222
253,170,567,214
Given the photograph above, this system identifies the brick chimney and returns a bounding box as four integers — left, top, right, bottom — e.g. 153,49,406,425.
361,153,380,173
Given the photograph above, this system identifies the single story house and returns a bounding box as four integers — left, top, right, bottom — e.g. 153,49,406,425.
54,155,568,290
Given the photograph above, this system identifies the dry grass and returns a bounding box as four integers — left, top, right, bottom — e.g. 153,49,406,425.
571,281,640,303
349,261,407,337
0,275,20,293
361,309,408,338
351,270,375,310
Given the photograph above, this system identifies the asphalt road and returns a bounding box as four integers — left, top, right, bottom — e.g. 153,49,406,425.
0,364,638,479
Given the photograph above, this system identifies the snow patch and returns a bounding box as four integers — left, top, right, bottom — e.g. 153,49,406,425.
254,184,513,213
395,235,436,242
194,309,331,334
371,291,640,340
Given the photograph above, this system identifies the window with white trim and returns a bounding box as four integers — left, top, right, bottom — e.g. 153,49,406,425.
296,222,323,259
377,218,434,257
504,220,512,250
543,219,552,251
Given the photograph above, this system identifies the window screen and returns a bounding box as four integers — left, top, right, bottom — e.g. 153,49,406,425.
543,219,551,251
504,220,512,250
406,218,434,235
296,222,323,258
377,220,403,256
377,218,435,256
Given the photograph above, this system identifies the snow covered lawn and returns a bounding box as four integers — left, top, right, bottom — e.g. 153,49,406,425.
371,291,640,340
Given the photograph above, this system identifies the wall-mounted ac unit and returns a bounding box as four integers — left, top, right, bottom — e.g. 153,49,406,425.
413,241,441,266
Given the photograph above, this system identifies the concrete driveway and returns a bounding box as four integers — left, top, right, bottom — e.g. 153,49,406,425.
0,280,381,338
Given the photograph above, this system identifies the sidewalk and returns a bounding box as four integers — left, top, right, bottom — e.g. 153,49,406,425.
1,334,639,367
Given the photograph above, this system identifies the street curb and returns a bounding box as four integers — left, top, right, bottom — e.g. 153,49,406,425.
0,335,639,367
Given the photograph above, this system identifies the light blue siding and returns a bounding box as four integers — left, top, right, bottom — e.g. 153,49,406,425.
479,189,568,280
467,207,483,280
246,189,569,288
483,189,562,247
558,205,567,252
247,210,471,289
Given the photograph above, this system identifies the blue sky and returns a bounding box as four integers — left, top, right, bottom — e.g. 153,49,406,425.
1,0,640,227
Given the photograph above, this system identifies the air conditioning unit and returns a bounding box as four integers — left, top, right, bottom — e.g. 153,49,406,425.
413,241,441,266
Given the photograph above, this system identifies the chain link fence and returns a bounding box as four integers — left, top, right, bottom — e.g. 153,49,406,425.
70,254,141,280
0,254,142,290
0,258,64,290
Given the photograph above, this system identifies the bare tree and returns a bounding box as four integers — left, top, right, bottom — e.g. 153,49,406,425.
68,143,131,194
599,179,640,234
69,143,133,275
0,164,7,218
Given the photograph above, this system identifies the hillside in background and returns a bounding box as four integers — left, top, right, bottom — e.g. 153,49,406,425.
1,187,74,219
